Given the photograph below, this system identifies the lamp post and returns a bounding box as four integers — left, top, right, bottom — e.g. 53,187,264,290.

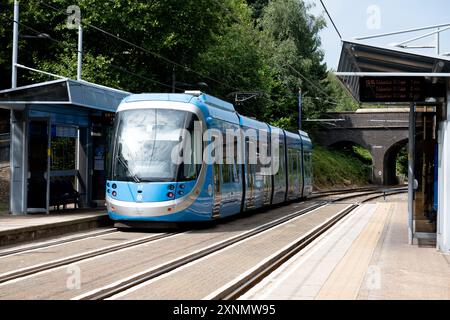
77,24,83,81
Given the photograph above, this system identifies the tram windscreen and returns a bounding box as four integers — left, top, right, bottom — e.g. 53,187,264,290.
111,109,200,182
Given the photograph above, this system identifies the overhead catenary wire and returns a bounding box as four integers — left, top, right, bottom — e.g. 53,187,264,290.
218,0,342,107
287,63,342,106
36,0,243,93
37,0,296,106
12,1,344,114
0,13,184,92
319,0,342,39
211,0,342,107
36,0,315,107
216,1,338,105
36,0,343,108
314,110,409,144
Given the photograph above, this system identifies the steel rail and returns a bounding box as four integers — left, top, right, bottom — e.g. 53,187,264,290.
210,190,407,300
79,188,394,300
77,201,328,300
0,188,400,294
0,228,118,258
0,232,177,284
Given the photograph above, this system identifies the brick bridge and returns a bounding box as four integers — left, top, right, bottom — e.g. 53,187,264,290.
312,108,410,185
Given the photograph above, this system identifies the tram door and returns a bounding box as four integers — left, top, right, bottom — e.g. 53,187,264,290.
27,119,50,213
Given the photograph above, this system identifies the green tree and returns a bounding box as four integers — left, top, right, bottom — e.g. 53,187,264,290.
0,0,225,92
325,73,360,112
195,0,272,118
0,0,355,128
246,0,270,21
258,0,330,130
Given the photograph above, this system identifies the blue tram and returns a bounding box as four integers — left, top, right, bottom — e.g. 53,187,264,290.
106,92,313,226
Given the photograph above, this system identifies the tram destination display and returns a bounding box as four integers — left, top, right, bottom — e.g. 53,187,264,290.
359,77,426,103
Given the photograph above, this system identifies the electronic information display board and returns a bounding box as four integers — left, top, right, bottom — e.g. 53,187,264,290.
359,77,426,103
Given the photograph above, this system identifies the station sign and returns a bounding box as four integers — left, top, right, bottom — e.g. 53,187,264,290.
359,77,426,103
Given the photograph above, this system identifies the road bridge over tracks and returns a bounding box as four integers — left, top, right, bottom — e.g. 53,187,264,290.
313,108,410,185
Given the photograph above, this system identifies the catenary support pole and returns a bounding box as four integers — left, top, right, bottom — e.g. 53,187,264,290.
298,89,302,131
11,0,19,88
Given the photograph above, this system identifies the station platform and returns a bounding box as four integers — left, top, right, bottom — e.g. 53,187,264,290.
0,210,110,247
243,195,450,300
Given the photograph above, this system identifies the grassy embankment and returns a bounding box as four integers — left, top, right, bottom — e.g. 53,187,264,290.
313,145,372,191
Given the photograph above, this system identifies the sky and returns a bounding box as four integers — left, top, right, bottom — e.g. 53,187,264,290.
307,0,450,70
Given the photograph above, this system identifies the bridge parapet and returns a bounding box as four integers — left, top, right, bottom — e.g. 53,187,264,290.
324,108,410,129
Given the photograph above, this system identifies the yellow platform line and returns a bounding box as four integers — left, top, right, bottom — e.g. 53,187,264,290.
315,203,393,300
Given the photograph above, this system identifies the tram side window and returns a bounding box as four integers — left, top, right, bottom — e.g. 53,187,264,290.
179,128,200,181
287,148,295,192
275,143,285,184
221,163,231,184
291,149,297,177
257,140,269,173
304,151,312,179
222,141,231,183
308,152,313,178
222,134,232,184
245,136,257,186
297,149,303,182
232,138,239,183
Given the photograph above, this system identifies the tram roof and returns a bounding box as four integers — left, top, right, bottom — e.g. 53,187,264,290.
337,39,450,101
123,93,195,105
0,79,130,112
123,92,237,113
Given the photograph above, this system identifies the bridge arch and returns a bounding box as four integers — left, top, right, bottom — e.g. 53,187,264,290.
312,109,410,185
320,134,371,153
384,139,408,185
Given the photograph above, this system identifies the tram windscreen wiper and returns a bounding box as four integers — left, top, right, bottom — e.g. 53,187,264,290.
116,155,141,183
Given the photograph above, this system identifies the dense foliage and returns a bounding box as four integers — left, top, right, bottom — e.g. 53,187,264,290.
0,0,357,129
313,146,371,190
396,145,408,177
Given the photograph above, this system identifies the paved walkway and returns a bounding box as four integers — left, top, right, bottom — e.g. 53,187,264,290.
243,197,450,300
0,210,109,246
0,211,107,233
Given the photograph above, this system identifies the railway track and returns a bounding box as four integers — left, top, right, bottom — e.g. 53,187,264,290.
0,228,118,258
0,187,382,258
75,188,403,300
0,232,178,284
0,186,402,259
310,185,406,201
208,190,407,300
0,187,406,299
